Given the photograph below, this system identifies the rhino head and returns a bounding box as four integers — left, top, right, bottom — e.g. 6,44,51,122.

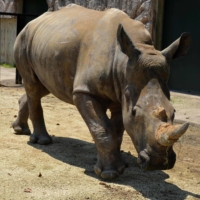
117,24,191,170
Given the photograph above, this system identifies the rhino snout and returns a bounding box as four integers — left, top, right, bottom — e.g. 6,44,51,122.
137,148,177,171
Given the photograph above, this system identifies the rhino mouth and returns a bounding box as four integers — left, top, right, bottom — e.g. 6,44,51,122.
137,149,176,171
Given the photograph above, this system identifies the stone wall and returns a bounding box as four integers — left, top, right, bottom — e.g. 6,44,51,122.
0,0,22,64
0,0,16,17
46,0,157,36
0,18,17,65
0,0,23,18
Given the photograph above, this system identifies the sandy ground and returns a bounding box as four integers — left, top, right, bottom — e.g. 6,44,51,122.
0,68,200,199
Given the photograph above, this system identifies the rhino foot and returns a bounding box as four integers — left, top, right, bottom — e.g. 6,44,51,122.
94,153,126,179
12,121,31,135
30,132,52,145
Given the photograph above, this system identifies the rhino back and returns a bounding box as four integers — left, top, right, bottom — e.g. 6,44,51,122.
14,5,135,103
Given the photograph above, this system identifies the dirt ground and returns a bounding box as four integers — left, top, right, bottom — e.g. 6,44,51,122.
0,84,200,200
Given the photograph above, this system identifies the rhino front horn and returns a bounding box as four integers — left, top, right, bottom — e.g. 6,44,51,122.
155,123,189,146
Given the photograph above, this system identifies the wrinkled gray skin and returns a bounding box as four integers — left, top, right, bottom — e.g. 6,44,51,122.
12,4,191,179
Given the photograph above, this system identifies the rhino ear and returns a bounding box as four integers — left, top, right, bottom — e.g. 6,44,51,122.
117,24,141,59
161,32,191,61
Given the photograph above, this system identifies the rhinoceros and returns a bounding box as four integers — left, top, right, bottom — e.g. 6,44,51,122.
12,4,191,179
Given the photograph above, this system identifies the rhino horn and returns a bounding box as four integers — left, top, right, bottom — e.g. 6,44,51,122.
152,106,167,121
155,123,189,146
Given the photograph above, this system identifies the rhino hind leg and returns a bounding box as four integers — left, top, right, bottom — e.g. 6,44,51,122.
26,83,51,145
73,93,126,179
14,68,51,144
12,94,31,135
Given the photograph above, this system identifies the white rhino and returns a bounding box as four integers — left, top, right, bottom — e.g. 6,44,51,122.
12,4,191,179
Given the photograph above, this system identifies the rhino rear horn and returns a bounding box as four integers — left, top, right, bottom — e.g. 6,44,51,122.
155,123,189,146
152,106,167,122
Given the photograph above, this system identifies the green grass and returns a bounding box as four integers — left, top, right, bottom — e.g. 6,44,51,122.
170,96,184,104
0,63,14,68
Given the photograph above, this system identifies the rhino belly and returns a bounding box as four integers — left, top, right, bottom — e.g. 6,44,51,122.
31,46,77,104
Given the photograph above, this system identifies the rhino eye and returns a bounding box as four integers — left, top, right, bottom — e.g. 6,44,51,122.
132,105,141,116
132,108,136,116
171,109,176,121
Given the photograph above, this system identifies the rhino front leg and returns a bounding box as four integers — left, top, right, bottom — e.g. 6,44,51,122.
73,93,126,179
109,104,125,152
12,94,31,135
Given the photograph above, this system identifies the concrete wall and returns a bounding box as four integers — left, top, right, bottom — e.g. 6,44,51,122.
0,18,17,65
0,0,23,65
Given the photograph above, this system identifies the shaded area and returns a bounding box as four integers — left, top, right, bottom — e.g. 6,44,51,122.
28,136,200,200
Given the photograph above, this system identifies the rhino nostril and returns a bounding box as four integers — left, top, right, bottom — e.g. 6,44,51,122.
137,156,148,170
137,150,150,170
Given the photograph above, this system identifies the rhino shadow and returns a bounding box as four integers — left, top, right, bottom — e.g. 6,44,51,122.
28,136,200,200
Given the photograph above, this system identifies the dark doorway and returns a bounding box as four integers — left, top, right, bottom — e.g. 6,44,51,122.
21,0,47,28
162,0,200,92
